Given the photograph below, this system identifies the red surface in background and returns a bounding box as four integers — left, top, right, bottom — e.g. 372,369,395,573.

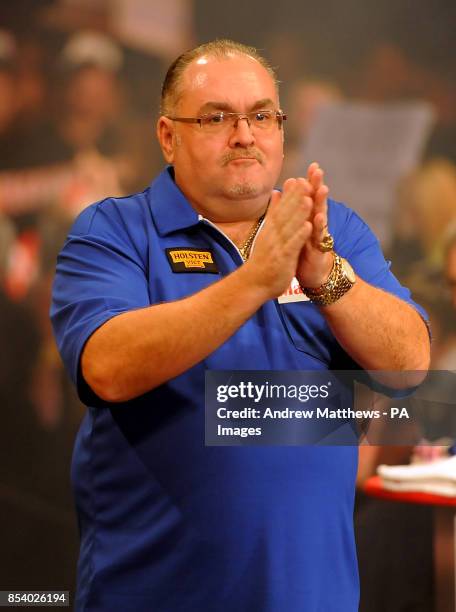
364,475,456,507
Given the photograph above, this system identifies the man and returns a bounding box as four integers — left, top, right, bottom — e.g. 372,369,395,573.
51,40,430,612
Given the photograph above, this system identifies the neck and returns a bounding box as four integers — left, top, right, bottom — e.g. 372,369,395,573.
171,168,272,244
215,217,260,247
182,192,269,246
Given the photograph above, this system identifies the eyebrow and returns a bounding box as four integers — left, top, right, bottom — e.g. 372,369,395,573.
196,98,276,115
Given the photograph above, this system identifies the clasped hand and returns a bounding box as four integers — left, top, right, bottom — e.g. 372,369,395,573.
247,162,334,298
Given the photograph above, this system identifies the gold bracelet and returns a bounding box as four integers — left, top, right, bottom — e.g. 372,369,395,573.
301,254,356,306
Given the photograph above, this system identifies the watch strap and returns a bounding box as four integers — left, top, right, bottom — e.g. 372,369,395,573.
301,254,355,306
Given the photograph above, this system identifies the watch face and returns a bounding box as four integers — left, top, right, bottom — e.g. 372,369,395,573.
341,258,356,283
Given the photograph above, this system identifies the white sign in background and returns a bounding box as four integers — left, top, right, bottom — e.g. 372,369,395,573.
300,102,435,247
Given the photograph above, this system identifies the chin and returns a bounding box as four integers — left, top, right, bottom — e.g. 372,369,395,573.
226,182,260,198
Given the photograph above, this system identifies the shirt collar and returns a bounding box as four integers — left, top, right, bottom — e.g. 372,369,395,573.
147,166,200,236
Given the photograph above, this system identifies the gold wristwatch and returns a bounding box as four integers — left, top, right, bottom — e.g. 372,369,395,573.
302,253,356,306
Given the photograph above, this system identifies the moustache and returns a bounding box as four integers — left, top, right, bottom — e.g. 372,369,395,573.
220,149,265,166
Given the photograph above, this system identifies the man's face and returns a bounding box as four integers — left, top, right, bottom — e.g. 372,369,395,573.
65,66,121,120
159,54,284,218
446,244,456,309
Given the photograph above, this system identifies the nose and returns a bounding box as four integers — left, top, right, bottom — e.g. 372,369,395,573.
228,116,255,148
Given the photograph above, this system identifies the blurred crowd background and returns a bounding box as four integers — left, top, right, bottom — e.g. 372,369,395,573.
1,0,455,609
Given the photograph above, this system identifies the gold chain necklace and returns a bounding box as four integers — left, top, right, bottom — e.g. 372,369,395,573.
238,214,265,261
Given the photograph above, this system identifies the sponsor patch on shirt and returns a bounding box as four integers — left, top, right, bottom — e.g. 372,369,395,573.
277,277,310,303
165,248,219,273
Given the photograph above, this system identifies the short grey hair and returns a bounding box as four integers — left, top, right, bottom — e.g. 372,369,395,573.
160,39,279,116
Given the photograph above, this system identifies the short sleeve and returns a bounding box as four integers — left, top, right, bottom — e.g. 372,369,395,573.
50,198,150,403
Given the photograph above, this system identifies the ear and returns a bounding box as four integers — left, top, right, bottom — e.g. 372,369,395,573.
157,116,176,163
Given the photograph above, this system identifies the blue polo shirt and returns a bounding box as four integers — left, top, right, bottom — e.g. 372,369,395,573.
51,167,426,612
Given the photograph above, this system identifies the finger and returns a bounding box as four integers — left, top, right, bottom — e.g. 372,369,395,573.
313,211,327,236
310,167,324,193
314,184,329,210
311,186,329,245
278,181,311,214
287,219,313,254
270,188,282,203
281,177,313,201
268,186,304,226
282,195,314,239
310,212,327,247
307,161,319,182
295,176,314,197
272,179,315,239
282,177,297,194
268,188,282,214
269,188,313,243
282,184,314,218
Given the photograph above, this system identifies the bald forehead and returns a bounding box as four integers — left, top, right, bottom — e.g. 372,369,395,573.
178,53,278,108
186,52,267,74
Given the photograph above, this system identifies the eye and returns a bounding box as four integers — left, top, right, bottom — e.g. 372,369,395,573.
205,112,225,125
254,111,272,123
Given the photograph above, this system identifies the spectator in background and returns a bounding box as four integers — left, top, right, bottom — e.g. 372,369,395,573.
411,228,456,371
15,35,47,128
0,32,120,221
389,158,456,280
348,2,456,163
0,29,27,170
430,224,456,370
0,30,45,304
0,31,18,132
22,30,126,210
0,30,156,222
22,29,134,430
47,29,158,197
0,30,161,432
